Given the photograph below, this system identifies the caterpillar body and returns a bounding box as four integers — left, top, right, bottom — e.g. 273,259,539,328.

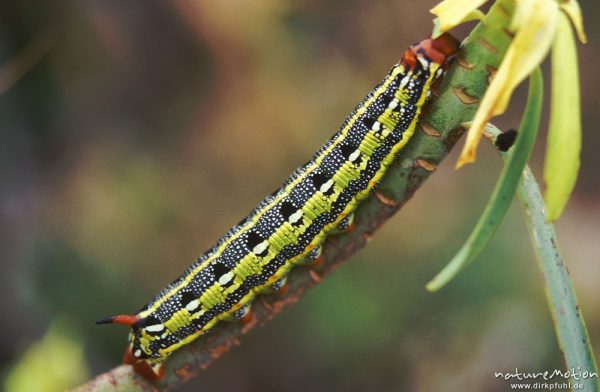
98,33,459,380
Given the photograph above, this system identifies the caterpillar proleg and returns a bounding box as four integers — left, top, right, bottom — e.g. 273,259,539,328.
98,33,460,380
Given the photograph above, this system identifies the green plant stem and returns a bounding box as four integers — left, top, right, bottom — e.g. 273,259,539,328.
484,125,599,392
73,0,517,390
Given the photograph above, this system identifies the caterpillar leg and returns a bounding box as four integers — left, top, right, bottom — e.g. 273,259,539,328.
291,246,323,267
305,246,323,266
270,276,288,295
336,213,355,233
240,308,255,324
223,302,252,322
255,275,289,296
123,347,165,381
224,302,256,325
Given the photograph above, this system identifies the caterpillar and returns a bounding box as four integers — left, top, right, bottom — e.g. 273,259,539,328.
98,33,459,380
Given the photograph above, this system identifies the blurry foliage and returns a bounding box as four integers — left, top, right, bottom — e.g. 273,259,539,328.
0,0,598,391
3,319,88,392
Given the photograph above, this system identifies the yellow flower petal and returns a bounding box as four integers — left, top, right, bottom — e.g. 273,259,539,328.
498,0,558,114
432,10,486,38
431,0,489,34
455,0,558,169
559,0,587,43
544,12,581,221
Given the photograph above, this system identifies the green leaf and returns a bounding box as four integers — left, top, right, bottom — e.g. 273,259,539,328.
426,68,543,292
518,165,599,392
481,124,598,391
544,12,582,221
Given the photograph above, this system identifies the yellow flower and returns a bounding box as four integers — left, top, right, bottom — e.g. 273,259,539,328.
431,0,586,220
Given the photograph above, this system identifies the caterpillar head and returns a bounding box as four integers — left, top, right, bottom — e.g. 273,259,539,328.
399,33,460,104
402,32,460,71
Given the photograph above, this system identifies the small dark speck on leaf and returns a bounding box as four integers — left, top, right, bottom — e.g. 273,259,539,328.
495,129,517,152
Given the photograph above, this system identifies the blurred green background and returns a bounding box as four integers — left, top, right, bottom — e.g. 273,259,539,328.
0,1,598,391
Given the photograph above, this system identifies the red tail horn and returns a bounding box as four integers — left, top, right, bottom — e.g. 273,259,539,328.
96,314,140,327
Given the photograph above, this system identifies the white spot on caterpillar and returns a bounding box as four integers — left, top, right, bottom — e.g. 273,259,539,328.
399,76,410,88
319,179,334,193
348,149,360,163
388,99,399,110
372,121,381,132
436,68,443,77
185,299,200,312
252,240,269,255
146,324,165,333
289,209,303,224
218,271,235,285
417,56,429,70
134,349,142,358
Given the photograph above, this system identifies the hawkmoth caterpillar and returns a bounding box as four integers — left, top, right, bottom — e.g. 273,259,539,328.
98,33,459,380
